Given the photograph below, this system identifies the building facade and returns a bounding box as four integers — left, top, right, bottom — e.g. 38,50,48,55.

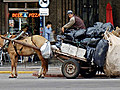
99,0,120,26
0,0,119,35
0,0,6,34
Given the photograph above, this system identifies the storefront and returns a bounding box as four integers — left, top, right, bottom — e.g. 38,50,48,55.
3,0,41,35
2,0,99,35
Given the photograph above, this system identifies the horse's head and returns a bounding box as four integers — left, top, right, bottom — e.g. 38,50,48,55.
0,35,6,47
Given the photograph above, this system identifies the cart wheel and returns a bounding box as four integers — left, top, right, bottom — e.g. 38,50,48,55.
61,59,80,79
80,65,97,78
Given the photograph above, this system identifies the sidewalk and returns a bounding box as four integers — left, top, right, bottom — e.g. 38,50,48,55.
0,62,63,77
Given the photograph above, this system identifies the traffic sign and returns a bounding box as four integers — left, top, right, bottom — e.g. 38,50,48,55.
39,0,50,8
39,8,49,16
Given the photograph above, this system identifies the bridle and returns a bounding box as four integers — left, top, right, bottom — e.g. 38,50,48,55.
0,37,7,51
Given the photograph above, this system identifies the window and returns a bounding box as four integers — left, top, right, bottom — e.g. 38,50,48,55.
8,2,39,8
27,3,39,8
8,3,25,8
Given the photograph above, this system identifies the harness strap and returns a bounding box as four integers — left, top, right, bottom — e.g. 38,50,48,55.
31,36,48,48
31,36,37,47
12,41,20,56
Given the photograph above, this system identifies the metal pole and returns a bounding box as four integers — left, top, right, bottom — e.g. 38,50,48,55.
19,18,21,31
43,16,45,37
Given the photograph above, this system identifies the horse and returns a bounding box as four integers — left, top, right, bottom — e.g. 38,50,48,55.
0,35,49,78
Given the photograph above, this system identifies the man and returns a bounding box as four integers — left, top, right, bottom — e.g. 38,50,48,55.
50,30,55,42
44,21,52,41
11,25,31,40
62,10,86,33
3,25,30,48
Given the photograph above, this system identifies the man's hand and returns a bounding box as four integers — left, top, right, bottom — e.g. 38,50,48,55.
62,27,64,33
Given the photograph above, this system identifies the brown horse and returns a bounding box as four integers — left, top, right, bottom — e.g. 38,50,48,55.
0,35,49,78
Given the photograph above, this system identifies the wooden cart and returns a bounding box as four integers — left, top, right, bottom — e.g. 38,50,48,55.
52,49,97,79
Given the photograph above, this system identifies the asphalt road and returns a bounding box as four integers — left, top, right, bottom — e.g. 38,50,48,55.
0,74,120,90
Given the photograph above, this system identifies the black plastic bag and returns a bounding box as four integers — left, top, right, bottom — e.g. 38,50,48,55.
102,22,114,32
86,46,95,62
64,35,74,41
88,38,101,47
80,38,101,48
80,38,91,46
64,30,76,41
86,27,97,38
93,39,109,67
86,27,105,38
94,28,105,38
74,29,86,39
94,22,103,29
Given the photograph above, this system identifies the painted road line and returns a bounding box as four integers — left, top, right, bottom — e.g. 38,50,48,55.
0,71,36,74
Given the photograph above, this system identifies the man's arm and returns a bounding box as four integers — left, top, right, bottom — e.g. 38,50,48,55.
11,31,25,40
63,17,75,29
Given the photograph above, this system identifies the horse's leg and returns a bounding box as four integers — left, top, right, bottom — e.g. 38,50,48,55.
39,59,48,78
42,59,48,77
10,59,14,77
9,54,15,78
35,51,47,78
38,66,43,77
14,56,18,77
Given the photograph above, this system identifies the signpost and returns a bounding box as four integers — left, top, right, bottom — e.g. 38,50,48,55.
39,8,49,16
39,0,50,37
39,0,50,8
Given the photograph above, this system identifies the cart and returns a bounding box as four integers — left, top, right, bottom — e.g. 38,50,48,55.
52,46,97,79
1,36,97,79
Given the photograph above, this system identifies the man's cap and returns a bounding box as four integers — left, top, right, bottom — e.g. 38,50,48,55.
67,10,73,14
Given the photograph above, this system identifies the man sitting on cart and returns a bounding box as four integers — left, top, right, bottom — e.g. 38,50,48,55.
61,10,86,33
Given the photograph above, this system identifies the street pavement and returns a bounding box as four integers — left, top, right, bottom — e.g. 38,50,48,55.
0,62,120,90
0,74,120,90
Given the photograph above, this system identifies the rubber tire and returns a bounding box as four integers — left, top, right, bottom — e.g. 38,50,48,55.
61,59,80,79
80,67,97,78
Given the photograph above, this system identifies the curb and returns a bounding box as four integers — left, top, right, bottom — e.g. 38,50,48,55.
0,71,36,74
0,71,64,77
32,72,64,77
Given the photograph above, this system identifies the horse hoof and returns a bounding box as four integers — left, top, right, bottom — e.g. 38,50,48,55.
14,76,17,78
9,76,17,78
38,75,41,78
41,74,45,78
41,76,45,78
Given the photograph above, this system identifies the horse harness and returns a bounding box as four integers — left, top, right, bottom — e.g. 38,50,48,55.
12,36,37,56
12,41,23,56
1,36,46,56
31,36,37,47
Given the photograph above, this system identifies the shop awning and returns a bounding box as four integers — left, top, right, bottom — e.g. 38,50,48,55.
3,0,38,2
9,8,39,11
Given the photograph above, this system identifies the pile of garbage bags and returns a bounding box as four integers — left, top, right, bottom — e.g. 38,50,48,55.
63,22,114,48
55,22,120,77
56,22,114,67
